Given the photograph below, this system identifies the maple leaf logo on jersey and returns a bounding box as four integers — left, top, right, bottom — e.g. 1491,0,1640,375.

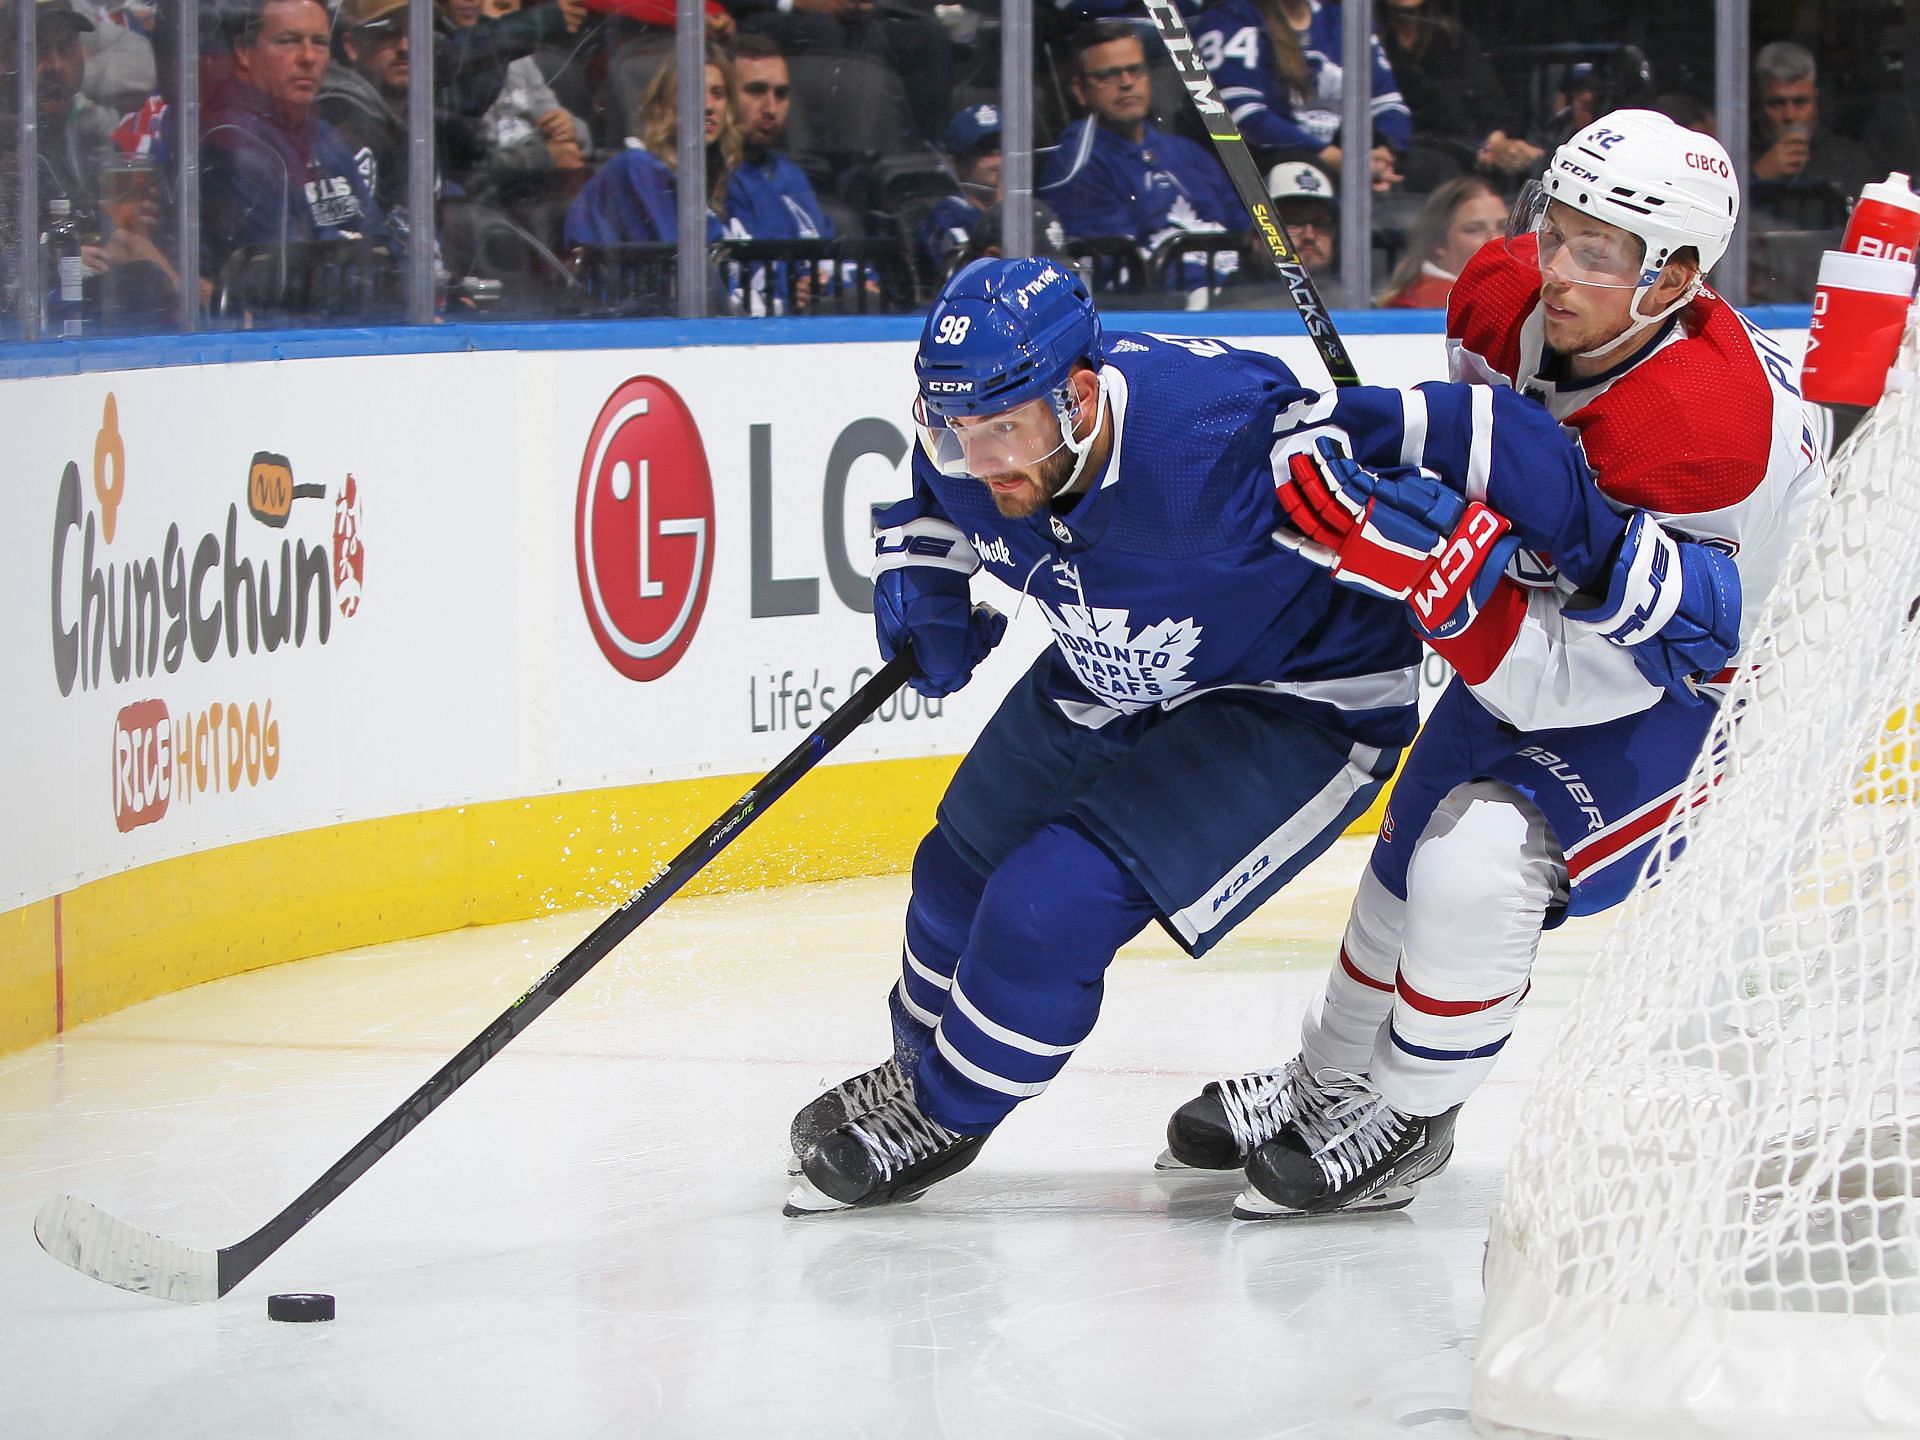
1041,602,1202,711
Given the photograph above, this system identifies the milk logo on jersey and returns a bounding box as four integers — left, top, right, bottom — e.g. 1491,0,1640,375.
576,376,715,682
1049,515,1074,544
1044,603,1202,710
973,532,1013,567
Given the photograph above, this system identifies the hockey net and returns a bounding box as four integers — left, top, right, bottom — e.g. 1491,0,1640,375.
1470,314,1920,1440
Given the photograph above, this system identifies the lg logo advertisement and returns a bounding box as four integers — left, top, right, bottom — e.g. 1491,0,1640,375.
574,377,716,683
573,375,949,735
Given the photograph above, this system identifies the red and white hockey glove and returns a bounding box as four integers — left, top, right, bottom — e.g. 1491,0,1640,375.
1275,438,1520,637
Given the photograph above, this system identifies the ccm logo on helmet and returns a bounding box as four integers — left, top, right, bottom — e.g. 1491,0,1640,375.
1686,151,1731,177
926,380,976,393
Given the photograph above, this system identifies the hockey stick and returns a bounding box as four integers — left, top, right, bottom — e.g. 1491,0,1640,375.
34,650,916,1303
1139,0,1360,389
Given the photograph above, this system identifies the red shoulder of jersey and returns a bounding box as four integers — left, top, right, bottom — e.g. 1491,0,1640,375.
1446,238,1540,383
1565,293,1777,515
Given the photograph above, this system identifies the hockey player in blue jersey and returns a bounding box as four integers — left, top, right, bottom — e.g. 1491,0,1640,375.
782,255,1630,1215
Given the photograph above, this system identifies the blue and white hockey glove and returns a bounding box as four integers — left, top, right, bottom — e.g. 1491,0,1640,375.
1564,510,1742,703
872,501,1007,698
1275,438,1521,636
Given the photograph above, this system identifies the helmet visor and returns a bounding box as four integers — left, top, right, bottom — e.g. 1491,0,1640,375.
915,394,1073,480
1507,182,1648,290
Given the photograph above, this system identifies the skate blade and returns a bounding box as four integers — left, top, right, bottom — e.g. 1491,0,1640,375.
1153,1148,1246,1173
1230,1182,1418,1221
782,1173,852,1217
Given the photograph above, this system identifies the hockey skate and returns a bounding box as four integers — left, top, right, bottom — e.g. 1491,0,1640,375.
1158,1056,1329,1171
783,1091,986,1216
788,1059,909,1172
1234,1072,1459,1219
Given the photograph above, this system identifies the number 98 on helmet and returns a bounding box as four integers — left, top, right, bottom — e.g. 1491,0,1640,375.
913,258,1106,486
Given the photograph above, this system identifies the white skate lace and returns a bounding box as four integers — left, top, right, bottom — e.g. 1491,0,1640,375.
1217,1058,1314,1153
849,1096,960,1181
835,1061,907,1116
1288,1071,1413,1188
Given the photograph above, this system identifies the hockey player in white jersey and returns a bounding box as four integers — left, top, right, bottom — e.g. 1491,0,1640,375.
784,255,1669,1216
1163,110,1825,1219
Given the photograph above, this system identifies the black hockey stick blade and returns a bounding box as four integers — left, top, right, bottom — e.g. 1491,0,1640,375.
34,649,917,1302
1139,0,1360,390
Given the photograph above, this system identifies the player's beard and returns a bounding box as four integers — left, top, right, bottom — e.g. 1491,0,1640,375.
982,445,1076,519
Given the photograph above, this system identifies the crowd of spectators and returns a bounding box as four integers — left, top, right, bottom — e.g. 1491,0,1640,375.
0,0,1910,330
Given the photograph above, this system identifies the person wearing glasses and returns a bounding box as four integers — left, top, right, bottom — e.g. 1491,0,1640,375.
1264,159,1336,282
315,0,413,214
1039,21,1243,300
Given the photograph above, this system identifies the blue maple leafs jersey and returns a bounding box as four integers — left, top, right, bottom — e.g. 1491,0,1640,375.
901,332,1423,751
1191,0,1411,156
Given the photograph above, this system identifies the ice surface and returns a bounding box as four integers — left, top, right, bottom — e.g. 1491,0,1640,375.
0,837,1604,1439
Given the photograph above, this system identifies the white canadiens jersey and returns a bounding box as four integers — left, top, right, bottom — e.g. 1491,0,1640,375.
1435,239,1826,732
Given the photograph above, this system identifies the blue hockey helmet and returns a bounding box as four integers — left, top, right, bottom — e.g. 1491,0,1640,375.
913,258,1109,492
914,257,1104,423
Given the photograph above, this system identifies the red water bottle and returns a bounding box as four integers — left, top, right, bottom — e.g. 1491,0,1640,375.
1801,174,1920,407
1840,172,1920,263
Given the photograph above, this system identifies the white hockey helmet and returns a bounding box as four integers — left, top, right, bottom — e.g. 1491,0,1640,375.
1534,108,1740,278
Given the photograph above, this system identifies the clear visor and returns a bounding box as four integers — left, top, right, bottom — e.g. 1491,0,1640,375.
1506,182,1648,290
915,393,1075,480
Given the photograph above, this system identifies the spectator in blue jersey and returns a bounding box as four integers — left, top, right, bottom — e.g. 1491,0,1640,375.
1039,22,1244,299
722,31,868,313
562,44,738,247
1191,0,1407,191
724,34,831,243
917,102,1002,282
200,0,388,288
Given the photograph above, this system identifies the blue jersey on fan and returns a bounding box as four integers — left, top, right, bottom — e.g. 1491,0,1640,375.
1039,118,1245,254
724,150,834,240
1192,0,1411,157
564,146,722,247
895,330,1420,752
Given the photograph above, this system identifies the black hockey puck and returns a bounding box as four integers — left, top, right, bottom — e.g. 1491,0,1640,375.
267,1292,336,1323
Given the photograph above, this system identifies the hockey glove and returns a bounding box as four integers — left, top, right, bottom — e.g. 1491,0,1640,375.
1275,438,1521,636
1563,510,1743,703
873,503,1007,698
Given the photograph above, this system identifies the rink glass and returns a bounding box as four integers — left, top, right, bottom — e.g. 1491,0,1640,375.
0,0,1909,336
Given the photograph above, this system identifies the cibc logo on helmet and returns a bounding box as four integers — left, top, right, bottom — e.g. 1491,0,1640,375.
575,377,715,682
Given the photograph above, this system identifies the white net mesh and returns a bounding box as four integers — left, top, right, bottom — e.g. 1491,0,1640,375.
1471,317,1920,1440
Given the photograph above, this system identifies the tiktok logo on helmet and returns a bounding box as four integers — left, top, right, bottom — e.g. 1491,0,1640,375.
913,257,1105,423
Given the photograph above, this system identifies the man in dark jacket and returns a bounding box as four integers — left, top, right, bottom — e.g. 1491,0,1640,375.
200,0,386,287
